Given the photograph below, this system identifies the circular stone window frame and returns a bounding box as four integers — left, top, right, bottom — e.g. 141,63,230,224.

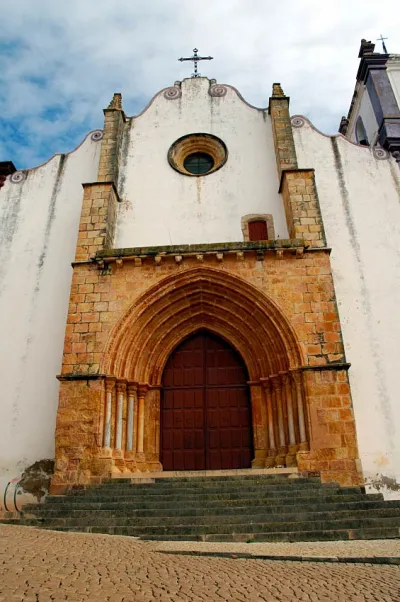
168,133,228,177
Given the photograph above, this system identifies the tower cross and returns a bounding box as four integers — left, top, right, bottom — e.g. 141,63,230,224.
178,48,213,78
377,34,389,54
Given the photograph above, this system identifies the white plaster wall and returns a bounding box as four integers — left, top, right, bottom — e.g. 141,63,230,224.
293,119,400,498
348,84,379,146
115,77,288,248
387,57,400,110
0,134,101,508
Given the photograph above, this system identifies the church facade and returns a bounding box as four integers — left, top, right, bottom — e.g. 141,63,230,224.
1,64,400,506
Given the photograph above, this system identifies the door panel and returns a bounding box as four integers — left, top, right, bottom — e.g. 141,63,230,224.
161,331,253,471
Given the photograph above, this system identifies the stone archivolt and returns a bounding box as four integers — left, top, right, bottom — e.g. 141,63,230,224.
93,267,309,475
103,267,303,384
53,259,362,490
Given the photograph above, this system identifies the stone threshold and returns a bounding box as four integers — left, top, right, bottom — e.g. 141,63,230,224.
111,467,299,481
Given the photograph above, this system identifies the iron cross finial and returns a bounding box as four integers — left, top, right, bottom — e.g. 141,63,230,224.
178,48,213,78
377,34,389,54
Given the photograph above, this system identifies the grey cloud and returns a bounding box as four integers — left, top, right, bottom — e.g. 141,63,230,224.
1,0,399,167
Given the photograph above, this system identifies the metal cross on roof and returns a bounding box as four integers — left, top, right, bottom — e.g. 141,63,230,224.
178,48,213,78
377,34,389,54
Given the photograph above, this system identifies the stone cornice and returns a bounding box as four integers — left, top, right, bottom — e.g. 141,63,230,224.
300,362,351,372
96,240,304,260
357,53,388,83
57,373,107,381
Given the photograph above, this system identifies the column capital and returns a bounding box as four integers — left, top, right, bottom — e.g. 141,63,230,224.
116,381,127,393
290,369,302,385
247,380,262,389
127,382,138,396
137,384,149,399
269,374,282,390
105,378,116,393
260,378,272,394
279,371,290,385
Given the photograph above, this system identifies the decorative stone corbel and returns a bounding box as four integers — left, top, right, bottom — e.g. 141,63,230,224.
154,255,162,266
134,257,142,267
216,253,224,262
115,258,123,268
175,255,183,264
276,249,284,260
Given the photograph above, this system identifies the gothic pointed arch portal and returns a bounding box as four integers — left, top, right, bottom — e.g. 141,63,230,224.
161,329,253,471
100,267,309,472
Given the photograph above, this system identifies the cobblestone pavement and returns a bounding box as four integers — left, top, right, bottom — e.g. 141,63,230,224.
1,526,400,602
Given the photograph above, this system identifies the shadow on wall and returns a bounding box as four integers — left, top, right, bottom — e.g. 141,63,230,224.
0,460,54,514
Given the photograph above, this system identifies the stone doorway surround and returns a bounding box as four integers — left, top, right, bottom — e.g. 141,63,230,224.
53,255,362,493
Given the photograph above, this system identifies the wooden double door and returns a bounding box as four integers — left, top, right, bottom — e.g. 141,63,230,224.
161,331,253,471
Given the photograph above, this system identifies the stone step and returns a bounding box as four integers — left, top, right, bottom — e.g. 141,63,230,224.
90,476,321,489
0,512,20,525
105,469,300,482
20,473,400,543
142,526,400,543
38,517,400,537
22,507,400,529
46,487,368,504
23,493,385,515
69,481,341,496
24,498,400,519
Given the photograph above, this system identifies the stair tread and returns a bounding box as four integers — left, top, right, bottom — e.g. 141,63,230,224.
20,474,400,543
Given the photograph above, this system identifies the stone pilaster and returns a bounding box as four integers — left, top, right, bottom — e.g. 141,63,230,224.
279,170,326,247
297,366,362,486
74,183,119,263
249,383,268,467
97,93,126,183
269,84,326,248
268,83,297,177
74,93,125,264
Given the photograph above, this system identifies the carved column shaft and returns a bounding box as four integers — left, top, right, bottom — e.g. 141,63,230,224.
272,376,287,466
126,385,136,452
104,380,115,449
115,383,126,451
283,374,296,446
292,370,308,451
282,372,298,467
263,380,276,468
136,385,148,456
249,383,268,467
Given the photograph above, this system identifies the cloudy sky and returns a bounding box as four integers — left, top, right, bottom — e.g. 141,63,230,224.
1,0,399,169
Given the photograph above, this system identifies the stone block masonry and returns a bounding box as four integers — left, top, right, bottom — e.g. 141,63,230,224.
53,247,361,491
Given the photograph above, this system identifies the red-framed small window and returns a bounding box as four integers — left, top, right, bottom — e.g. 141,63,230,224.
248,220,268,241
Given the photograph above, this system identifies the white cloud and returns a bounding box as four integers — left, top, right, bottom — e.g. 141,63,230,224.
1,0,399,167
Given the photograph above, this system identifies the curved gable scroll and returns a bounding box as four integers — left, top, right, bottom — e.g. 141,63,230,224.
102,267,303,384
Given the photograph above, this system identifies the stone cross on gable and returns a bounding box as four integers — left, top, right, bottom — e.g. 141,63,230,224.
178,48,213,78
377,34,389,54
